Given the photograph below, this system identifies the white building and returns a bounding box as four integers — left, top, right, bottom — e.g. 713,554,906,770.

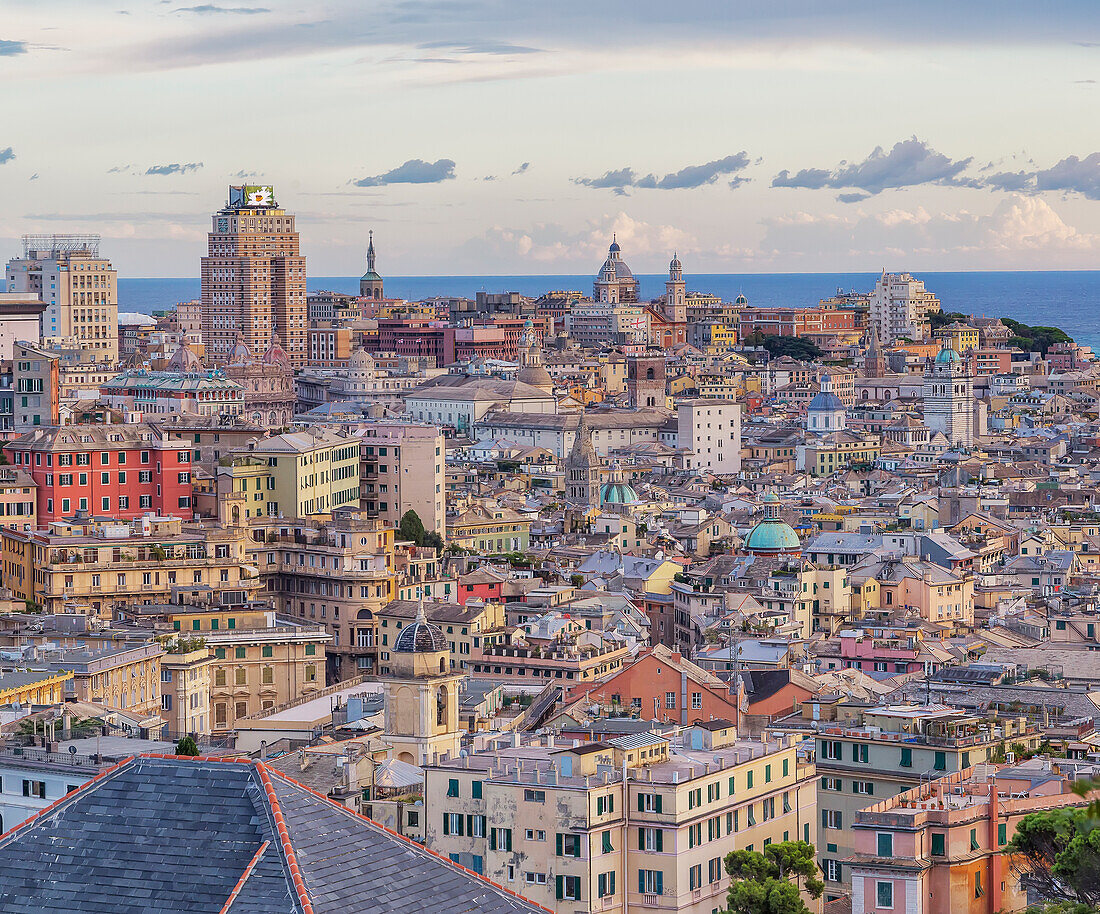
676,399,742,474
567,302,649,347
869,271,941,343
806,373,847,434
0,295,45,360
405,377,556,435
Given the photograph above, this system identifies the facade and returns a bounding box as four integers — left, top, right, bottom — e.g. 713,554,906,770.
237,428,360,519
4,423,194,525
169,605,330,732
424,725,816,914
159,647,214,736
10,341,59,430
223,334,296,427
357,421,446,537
676,399,741,475
44,642,165,718
5,234,118,363
200,185,308,367
0,294,46,361
869,271,941,343
448,502,532,554
848,760,1096,914
99,368,244,418
568,303,649,347
627,354,667,409
0,468,36,531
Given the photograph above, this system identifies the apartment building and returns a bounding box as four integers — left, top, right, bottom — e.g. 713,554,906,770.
849,759,1099,914
159,646,214,736
42,642,165,718
200,185,307,366
167,605,330,732
3,423,194,524
356,421,446,537
10,341,59,430
0,468,36,531
6,234,119,362
0,670,73,706
236,429,360,519
676,400,742,475
448,501,531,554
248,511,396,681
769,697,1040,898
424,722,816,914
1,515,259,616
373,598,507,677
869,271,941,343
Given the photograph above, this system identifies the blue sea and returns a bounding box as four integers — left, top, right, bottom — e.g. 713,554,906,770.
118,271,1100,349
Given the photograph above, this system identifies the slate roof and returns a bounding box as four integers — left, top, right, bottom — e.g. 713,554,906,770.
0,754,548,914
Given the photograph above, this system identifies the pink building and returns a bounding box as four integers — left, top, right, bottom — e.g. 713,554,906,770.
838,623,951,676
848,759,1099,914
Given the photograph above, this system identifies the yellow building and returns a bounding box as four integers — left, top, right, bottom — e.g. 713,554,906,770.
44,642,164,718
801,433,881,477
375,598,506,676
159,645,214,736
170,606,331,732
0,670,73,706
448,502,532,554
0,468,36,532
933,321,980,354
213,457,277,523
238,428,360,519
425,723,816,914
1,516,260,617
705,324,739,354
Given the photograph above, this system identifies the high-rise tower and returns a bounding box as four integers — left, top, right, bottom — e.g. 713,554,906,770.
360,230,384,300
200,185,307,367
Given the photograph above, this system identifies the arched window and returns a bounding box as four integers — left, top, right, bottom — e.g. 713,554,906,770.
436,685,448,725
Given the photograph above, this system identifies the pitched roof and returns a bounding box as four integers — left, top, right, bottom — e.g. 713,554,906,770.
0,754,547,914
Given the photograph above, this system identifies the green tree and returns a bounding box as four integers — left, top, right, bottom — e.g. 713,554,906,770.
723,841,823,914
761,336,824,361
398,510,427,546
176,736,200,757
1008,805,1100,907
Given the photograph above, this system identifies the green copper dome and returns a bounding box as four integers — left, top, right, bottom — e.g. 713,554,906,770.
934,346,961,364
600,481,639,505
744,520,802,552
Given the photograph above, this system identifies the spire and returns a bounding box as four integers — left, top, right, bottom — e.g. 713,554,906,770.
416,585,427,624
367,230,376,273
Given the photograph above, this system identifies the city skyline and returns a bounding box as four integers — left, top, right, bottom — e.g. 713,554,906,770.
2,1,1100,277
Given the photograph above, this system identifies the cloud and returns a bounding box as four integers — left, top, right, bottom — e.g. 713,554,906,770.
512,162,530,175
352,158,456,187
173,4,270,13
1032,153,1100,200
230,170,263,178
576,153,752,193
0,147,14,164
0,40,27,56
418,40,541,55
758,195,1100,269
772,138,974,197
145,162,203,175
108,164,133,174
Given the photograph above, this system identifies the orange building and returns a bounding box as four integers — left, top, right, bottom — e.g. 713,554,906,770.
849,760,1097,914
565,644,742,727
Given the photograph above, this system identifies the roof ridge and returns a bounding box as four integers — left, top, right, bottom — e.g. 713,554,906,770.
220,839,271,914
255,762,315,914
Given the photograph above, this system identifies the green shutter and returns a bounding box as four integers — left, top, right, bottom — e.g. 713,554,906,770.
655,794,662,814
490,829,497,851
822,810,828,828
783,758,789,777
556,876,563,900
464,815,471,836
598,874,606,898
472,780,482,799
556,833,563,856
639,872,646,894
935,751,947,771
656,829,663,852
931,833,945,856
901,747,912,768
608,794,614,813
998,823,1007,845
638,794,645,812
609,872,615,896
443,815,450,836
505,829,512,851
655,871,663,895
573,837,580,858
639,828,646,850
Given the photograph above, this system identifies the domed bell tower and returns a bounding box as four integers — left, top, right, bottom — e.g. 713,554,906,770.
382,593,465,765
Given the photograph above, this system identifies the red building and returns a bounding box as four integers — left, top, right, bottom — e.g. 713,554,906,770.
738,306,857,338
374,319,456,365
4,424,194,524
565,645,742,727
454,567,507,605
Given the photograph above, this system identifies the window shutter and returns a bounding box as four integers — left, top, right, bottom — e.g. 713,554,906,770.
837,812,842,829
656,829,663,852
466,815,473,837
598,874,606,898
655,794,663,814
609,872,615,896
852,743,859,762
655,871,663,895
638,794,645,812
639,871,646,894
556,833,563,856
490,829,497,851
608,795,614,813
556,876,563,901
443,815,450,836
639,828,646,850
867,782,874,796
821,810,828,828
573,837,580,858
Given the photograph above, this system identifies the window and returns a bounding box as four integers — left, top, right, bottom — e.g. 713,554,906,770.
900,747,913,768
821,777,842,791
490,828,512,851
823,859,841,882
524,789,545,803
689,864,702,891
556,833,581,857
639,827,663,852
665,691,676,709
162,694,173,711
235,647,246,659
970,828,980,851
447,779,459,797
596,794,614,815
998,823,1007,846
934,751,947,771
22,780,46,799
638,793,663,813
261,645,273,658
602,830,613,854
442,813,464,836
823,810,842,829
525,872,547,886
556,875,581,901
821,740,843,760
931,833,945,856
638,870,663,896
765,763,772,783
691,692,702,709
708,856,722,884
975,871,983,898
876,881,893,909
597,872,616,899
305,644,316,656
472,780,483,799
854,781,874,795
877,833,893,857
851,743,869,763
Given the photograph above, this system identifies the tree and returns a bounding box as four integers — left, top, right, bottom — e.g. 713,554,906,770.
398,510,427,545
723,841,823,914
175,736,200,757
1009,805,1100,908
761,336,824,361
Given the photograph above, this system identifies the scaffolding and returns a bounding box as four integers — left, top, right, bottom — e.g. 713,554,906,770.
21,234,101,258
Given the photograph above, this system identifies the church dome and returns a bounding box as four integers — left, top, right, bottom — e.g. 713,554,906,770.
669,254,682,272
394,614,449,653
227,337,253,365
934,346,961,364
808,390,845,412
735,293,748,305
262,337,291,368
166,343,201,372
600,480,638,505
516,365,553,390
744,493,801,554
608,239,621,254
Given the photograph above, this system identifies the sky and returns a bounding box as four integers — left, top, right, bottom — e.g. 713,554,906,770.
1,1,1099,277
